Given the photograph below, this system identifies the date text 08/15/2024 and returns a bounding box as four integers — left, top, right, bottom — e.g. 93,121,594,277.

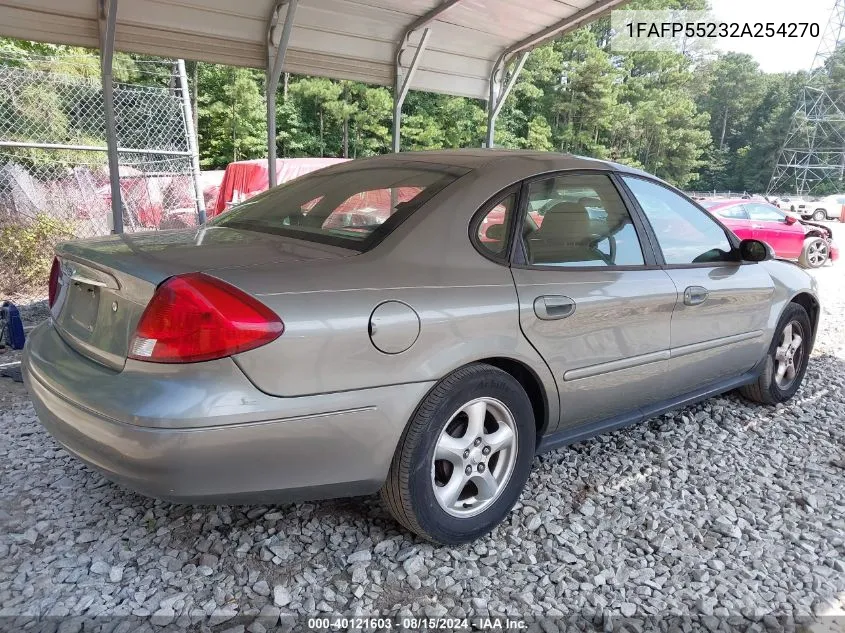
307,617,527,630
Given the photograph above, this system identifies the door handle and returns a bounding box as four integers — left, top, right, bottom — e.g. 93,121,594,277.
683,286,709,306
533,295,576,320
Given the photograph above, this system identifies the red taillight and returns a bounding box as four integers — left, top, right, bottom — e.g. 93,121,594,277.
48,257,60,308
129,273,283,363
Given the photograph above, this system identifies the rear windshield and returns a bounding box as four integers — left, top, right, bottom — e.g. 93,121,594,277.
211,163,468,250
698,200,719,209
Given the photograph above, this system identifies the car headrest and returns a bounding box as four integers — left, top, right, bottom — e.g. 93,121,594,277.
536,201,592,240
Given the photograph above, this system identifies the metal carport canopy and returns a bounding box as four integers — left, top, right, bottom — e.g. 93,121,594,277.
1,0,624,99
0,0,627,232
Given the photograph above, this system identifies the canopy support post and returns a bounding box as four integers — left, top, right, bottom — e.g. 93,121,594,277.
266,0,298,189
392,0,464,153
392,28,431,153
177,59,206,224
483,0,625,148
485,52,528,148
98,0,122,234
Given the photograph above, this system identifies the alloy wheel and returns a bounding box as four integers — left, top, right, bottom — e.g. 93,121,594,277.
806,239,829,267
431,397,518,518
774,320,805,390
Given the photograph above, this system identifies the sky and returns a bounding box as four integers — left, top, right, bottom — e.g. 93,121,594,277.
708,0,836,73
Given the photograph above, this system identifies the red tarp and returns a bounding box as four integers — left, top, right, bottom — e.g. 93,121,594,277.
211,158,348,218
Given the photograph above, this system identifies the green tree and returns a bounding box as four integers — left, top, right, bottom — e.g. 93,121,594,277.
697,53,766,150
197,65,267,168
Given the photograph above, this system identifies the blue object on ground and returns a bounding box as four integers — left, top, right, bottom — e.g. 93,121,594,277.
1,302,26,350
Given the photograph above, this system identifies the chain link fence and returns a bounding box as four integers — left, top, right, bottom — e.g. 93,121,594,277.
0,60,202,241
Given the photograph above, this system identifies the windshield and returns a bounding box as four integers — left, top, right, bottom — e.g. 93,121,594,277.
211,163,468,250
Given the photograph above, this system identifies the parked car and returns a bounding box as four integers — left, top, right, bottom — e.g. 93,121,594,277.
768,196,795,212
25,150,820,544
700,199,838,268
794,194,845,221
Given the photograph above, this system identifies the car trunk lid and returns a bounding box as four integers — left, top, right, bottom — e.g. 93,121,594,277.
50,227,355,370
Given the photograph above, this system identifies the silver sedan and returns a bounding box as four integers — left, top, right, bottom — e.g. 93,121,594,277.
23,150,819,544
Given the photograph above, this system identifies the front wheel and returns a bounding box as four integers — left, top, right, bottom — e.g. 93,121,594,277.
812,209,827,221
381,364,535,545
739,303,811,405
798,237,829,268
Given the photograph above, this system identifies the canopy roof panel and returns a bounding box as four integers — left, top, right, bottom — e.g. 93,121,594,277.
0,0,625,99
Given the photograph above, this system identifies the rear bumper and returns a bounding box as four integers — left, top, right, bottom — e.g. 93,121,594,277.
23,322,433,503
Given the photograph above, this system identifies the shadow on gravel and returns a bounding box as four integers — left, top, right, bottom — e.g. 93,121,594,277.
11,349,845,539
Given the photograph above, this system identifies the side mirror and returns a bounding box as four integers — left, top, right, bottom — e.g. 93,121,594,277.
485,224,505,241
784,215,797,225
739,239,774,262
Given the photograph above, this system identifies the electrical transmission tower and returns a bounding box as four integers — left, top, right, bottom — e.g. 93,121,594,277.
768,0,845,195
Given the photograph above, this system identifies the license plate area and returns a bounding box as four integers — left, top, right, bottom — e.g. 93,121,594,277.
53,259,117,342
66,281,101,334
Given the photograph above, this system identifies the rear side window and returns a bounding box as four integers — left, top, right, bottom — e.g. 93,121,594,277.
746,204,784,222
213,164,467,251
520,174,645,267
716,205,749,220
475,192,517,259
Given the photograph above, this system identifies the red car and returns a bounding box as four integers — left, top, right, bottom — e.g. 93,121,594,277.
701,199,838,269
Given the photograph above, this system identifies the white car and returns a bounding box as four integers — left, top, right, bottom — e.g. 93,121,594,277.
769,196,795,211
795,194,845,222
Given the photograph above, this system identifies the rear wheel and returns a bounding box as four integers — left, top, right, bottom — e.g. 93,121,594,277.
798,237,829,268
812,209,827,221
740,303,811,405
381,364,535,545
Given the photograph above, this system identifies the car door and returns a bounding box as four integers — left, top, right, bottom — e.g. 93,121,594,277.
509,172,677,429
746,203,803,259
620,176,775,396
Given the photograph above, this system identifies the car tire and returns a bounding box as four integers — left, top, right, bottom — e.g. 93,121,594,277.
381,363,535,545
798,236,830,268
812,209,827,221
739,303,812,405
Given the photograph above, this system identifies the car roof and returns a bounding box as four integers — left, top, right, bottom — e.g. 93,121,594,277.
313,149,651,177
701,198,745,208
705,198,775,208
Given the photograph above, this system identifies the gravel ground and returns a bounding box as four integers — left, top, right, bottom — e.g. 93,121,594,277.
1,261,844,632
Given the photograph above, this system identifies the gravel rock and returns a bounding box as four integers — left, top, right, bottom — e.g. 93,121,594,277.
525,515,543,531
712,516,742,539
347,549,372,564
199,553,219,568
351,565,368,584
273,586,292,607
2,269,845,624
150,607,175,626
89,561,110,575
403,555,425,576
